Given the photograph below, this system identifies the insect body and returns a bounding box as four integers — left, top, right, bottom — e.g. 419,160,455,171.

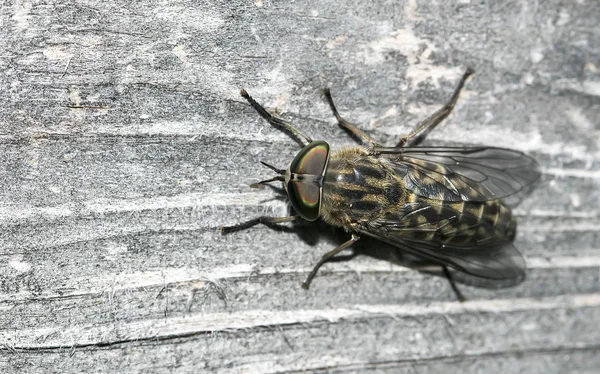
222,69,539,299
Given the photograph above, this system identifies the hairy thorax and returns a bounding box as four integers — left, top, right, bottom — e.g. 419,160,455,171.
321,147,405,229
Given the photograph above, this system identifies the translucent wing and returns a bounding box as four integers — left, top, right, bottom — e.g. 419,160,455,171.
357,200,526,280
374,146,540,206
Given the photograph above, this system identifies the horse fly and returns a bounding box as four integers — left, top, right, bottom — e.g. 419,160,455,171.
221,68,540,301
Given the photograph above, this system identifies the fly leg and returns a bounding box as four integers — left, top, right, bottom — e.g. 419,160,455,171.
221,216,299,234
443,265,467,302
302,234,360,289
241,89,313,145
323,88,379,147
397,68,474,147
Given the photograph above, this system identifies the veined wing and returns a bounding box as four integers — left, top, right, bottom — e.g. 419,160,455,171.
374,146,540,206
357,200,526,280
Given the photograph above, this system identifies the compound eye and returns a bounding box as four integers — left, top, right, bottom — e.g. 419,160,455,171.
288,181,320,221
290,141,329,175
287,141,330,221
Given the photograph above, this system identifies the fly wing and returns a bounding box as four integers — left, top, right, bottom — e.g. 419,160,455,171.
393,236,527,280
357,201,526,280
374,146,540,206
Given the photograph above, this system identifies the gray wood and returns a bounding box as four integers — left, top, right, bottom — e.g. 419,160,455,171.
1,0,599,372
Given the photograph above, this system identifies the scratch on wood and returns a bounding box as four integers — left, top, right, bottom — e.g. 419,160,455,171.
63,105,110,109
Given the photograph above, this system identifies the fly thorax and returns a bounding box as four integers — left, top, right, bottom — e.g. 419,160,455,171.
322,153,405,222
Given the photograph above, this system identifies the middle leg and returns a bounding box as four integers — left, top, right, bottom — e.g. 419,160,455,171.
241,89,313,145
323,88,378,146
397,68,474,147
302,234,360,289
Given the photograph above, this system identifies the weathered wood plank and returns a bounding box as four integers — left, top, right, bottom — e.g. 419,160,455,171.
1,0,599,372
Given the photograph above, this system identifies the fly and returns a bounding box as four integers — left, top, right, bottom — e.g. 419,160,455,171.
221,68,540,301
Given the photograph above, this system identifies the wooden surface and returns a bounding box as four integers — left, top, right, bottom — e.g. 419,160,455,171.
1,0,599,372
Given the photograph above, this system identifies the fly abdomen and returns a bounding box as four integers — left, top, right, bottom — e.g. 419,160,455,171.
483,199,517,240
352,191,517,247
428,199,516,246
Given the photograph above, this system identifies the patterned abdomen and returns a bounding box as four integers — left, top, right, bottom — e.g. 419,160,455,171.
389,197,517,247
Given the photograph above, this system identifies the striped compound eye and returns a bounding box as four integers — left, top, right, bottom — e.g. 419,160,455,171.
287,141,330,221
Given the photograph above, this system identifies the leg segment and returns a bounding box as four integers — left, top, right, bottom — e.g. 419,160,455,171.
302,234,360,289
221,216,299,234
249,176,285,189
443,265,467,302
240,89,312,145
323,88,378,146
397,68,474,147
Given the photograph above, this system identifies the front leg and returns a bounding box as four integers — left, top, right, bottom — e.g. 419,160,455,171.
221,216,299,234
